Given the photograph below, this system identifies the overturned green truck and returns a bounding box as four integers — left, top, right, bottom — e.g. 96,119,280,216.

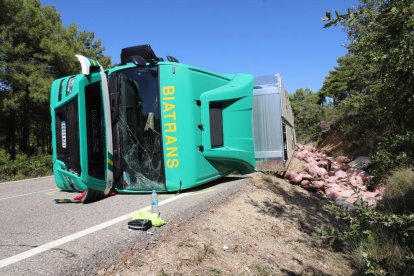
50,45,260,201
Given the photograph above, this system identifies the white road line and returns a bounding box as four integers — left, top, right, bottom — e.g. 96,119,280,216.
0,193,187,269
0,176,53,186
0,189,59,202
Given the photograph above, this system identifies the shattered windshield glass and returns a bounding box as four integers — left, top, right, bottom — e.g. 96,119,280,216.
115,66,166,191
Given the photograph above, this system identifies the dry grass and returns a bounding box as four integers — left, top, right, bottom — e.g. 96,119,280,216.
380,168,414,213
351,230,409,275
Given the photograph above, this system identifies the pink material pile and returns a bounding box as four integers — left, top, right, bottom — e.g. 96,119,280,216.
287,144,384,209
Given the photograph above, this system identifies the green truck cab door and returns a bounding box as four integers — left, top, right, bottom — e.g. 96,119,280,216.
75,55,114,196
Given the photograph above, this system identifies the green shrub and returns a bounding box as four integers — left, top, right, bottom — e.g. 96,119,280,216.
380,168,414,214
352,231,413,276
322,199,414,275
0,150,52,182
369,132,414,179
336,94,381,148
289,88,325,142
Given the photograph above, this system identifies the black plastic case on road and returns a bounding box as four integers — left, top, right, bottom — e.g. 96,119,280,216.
128,219,152,231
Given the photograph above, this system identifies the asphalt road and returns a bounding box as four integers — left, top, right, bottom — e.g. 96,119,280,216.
0,175,248,275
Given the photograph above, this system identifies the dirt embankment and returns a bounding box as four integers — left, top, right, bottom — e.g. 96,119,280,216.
99,167,353,275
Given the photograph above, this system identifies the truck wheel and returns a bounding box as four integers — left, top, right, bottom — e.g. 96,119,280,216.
82,188,105,204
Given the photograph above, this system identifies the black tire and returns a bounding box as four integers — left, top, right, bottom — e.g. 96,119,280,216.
82,188,105,204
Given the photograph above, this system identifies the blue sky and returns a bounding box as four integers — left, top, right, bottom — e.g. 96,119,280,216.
41,0,358,93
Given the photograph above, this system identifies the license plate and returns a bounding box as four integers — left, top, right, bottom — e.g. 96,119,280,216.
61,121,67,148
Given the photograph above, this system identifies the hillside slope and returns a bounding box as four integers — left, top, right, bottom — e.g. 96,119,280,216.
99,169,353,275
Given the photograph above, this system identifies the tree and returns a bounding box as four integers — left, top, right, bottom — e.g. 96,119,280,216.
0,0,111,160
289,88,324,141
321,0,414,155
321,3,414,274
319,54,364,106
66,24,111,70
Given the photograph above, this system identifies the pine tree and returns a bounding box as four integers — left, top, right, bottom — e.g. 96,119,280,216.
0,0,111,160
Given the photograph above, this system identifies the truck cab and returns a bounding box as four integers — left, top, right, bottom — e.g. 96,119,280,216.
50,45,256,200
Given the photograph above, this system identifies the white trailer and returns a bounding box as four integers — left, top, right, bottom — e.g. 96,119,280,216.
253,74,296,172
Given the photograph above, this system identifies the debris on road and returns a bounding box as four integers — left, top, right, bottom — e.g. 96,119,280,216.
54,189,116,204
54,191,85,203
131,211,166,227
287,144,384,209
127,219,152,231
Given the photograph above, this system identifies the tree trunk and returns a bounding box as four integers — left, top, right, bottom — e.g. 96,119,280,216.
8,112,16,160
20,87,31,154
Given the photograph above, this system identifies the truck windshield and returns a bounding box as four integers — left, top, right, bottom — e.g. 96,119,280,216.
113,66,165,191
